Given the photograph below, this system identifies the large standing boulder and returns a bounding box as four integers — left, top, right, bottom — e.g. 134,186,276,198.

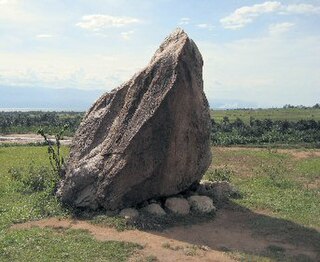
57,28,212,210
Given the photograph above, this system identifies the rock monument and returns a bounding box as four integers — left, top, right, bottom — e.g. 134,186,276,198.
58,28,212,210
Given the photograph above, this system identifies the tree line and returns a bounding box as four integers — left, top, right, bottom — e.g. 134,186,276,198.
283,103,320,109
211,116,320,147
0,111,83,136
1,111,319,147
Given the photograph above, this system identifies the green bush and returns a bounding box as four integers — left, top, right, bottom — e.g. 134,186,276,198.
211,117,320,146
8,164,59,194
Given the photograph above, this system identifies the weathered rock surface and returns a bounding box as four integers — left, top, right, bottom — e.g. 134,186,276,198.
165,197,190,215
188,195,215,213
58,28,212,210
142,203,166,216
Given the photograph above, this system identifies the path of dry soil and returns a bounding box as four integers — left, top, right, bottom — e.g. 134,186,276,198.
12,208,319,262
0,134,72,145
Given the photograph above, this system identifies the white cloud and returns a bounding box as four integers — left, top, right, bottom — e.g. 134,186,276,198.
0,51,148,90
220,1,320,29
36,34,54,38
197,23,209,28
76,15,140,31
269,22,294,35
199,35,320,107
0,0,37,23
220,1,281,29
120,30,134,40
196,23,214,30
285,4,320,14
178,17,190,25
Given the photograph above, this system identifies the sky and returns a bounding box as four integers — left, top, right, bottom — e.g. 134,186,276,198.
0,0,320,109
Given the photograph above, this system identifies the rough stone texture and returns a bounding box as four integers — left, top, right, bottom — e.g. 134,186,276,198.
196,181,236,203
165,197,190,215
188,195,215,213
119,208,139,219
57,28,212,210
142,203,166,216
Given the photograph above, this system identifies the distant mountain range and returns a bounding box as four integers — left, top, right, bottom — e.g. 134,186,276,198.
208,99,257,109
0,85,256,111
0,86,105,111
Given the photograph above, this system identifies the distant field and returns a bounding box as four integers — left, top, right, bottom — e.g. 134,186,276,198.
1,108,320,147
211,108,320,123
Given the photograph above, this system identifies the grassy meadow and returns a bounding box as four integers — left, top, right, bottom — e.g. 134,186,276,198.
207,147,320,228
0,146,141,261
0,145,319,261
206,147,320,261
210,108,320,123
0,107,319,261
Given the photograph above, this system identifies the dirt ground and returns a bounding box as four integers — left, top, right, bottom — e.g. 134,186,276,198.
0,134,72,145
12,205,319,262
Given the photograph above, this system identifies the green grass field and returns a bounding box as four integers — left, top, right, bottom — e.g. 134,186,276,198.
0,145,319,261
206,147,320,261
208,147,320,228
0,146,141,261
211,108,320,123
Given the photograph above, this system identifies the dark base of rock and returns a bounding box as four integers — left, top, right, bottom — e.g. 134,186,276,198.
68,181,237,232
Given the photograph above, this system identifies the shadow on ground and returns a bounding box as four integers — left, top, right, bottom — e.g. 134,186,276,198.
72,201,320,261
13,201,320,261
147,202,320,261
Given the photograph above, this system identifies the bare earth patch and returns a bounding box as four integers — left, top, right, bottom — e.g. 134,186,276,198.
12,207,319,261
0,134,72,145
12,217,231,262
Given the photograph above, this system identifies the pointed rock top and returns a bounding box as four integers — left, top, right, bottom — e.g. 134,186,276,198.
150,28,201,64
168,27,187,38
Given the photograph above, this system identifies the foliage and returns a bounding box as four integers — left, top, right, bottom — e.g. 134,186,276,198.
1,107,320,146
8,164,58,194
37,126,68,177
0,111,83,136
211,117,320,146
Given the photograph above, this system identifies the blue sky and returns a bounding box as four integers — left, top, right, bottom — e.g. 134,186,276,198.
1,0,320,108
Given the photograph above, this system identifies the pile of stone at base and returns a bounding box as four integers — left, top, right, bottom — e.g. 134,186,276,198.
118,180,238,219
